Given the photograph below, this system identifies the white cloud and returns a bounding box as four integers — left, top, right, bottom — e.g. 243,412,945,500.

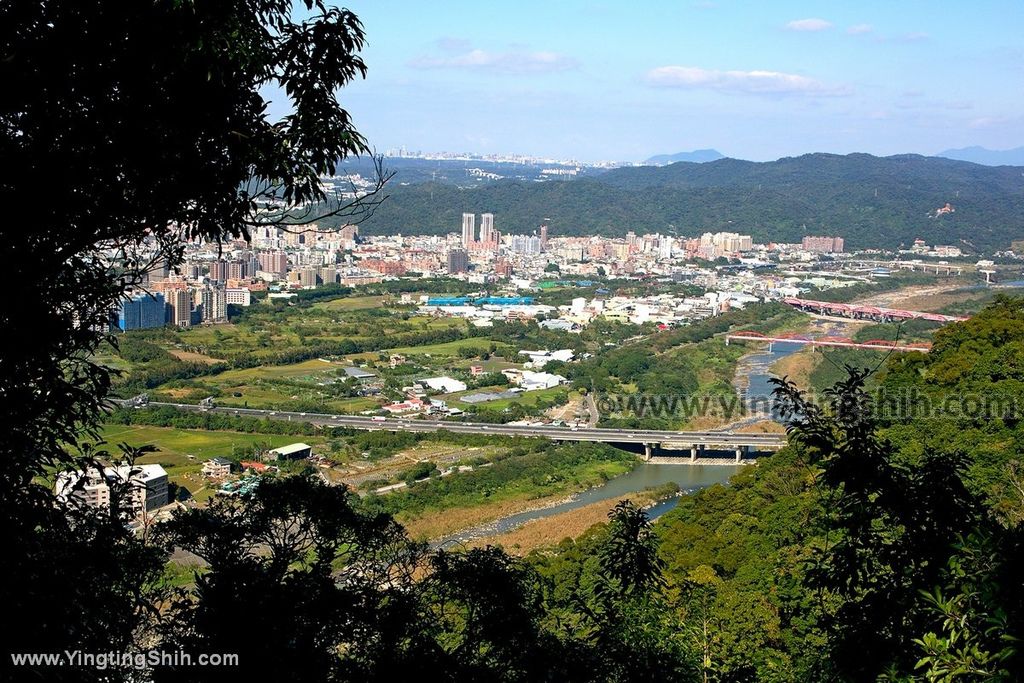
847,23,873,35
409,48,578,74
969,116,1012,129
899,31,929,42
785,18,833,32
645,66,850,96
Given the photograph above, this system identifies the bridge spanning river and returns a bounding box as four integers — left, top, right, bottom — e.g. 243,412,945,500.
782,297,968,323
123,401,786,463
726,331,932,353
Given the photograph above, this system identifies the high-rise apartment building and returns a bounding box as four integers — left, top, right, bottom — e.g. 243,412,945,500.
169,289,192,327
319,266,338,285
298,266,318,288
447,249,469,274
117,293,166,331
539,223,549,249
479,213,495,243
228,260,246,280
209,260,228,283
461,213,476,247
659,237,675,260
197,286,226,322
258,250,288,278
699,231,753,256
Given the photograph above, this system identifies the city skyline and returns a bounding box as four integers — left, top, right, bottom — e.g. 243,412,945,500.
286,1,1024,162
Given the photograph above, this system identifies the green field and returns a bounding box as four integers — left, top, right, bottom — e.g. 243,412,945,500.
311,295,386,311
383,336,506,358
152,358,380,413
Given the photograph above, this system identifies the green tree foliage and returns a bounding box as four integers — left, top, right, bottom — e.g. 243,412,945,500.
156,475,430,682
531,502,700,682
1,0,382,677
773,370,984,678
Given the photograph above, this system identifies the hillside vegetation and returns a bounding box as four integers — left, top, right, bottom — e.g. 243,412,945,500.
345,153,1024,251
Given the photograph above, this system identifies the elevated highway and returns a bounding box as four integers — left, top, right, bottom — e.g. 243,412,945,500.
120,400,787,463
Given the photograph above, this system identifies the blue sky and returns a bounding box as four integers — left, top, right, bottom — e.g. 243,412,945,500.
308,1,1024,161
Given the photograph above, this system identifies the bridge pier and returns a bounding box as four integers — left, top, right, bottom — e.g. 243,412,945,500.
690,446,697,462
735,445,747,463
644,443,652,462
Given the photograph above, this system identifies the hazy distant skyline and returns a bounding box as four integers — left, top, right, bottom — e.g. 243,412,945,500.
293,1,1024,162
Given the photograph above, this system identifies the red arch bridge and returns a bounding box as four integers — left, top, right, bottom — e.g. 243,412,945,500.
726,330,932,353
781,297,968,324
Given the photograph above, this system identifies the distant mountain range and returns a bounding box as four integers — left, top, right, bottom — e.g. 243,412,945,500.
937,146,1024,166
333,152,1024,252
643,149,726,165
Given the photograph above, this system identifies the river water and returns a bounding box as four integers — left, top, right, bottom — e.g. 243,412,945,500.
438,341,805,545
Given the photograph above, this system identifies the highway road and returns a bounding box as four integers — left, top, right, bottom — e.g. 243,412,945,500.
123,400,787,450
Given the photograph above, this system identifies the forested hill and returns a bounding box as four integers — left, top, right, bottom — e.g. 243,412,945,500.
349,153,1024,251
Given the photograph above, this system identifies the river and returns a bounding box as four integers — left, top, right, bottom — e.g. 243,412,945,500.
437,341,805,545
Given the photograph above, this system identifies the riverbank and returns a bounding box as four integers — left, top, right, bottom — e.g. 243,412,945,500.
404,490,580,541
467,489,664,555
430,462,741,546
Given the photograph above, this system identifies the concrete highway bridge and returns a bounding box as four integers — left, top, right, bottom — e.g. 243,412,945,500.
121,400,787,463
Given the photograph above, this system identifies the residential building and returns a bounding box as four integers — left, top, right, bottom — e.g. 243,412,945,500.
258,251,288,278
209,260,228,283
461,213,476,247
297,266,318,288
169,288,192,327
197,286,226,322
202,457,232,479
55,464,168,514
447,249,469,274
480,213,495,243
801,235,845,253
117,293,166,331
319,266,338,284
226,287,251,307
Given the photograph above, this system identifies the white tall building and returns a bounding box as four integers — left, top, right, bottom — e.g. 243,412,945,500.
461,213,476,247
659,237,675,260
479,213,495,243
